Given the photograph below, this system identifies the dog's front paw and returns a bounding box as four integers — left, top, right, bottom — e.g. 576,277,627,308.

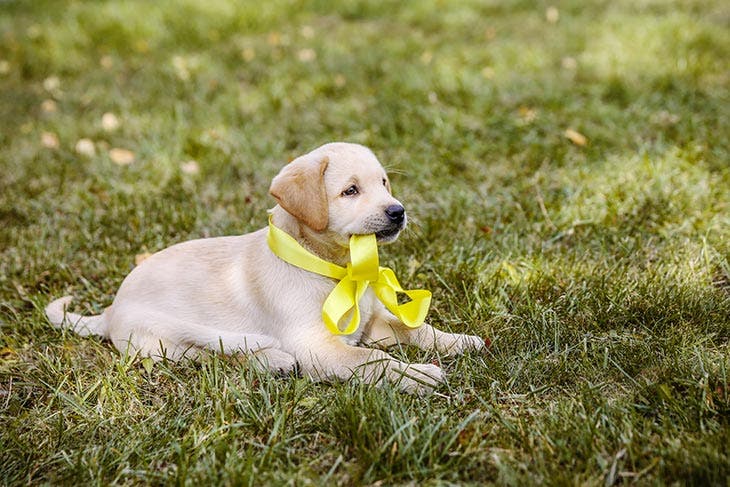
436,333,486,356
251,348,298,375
395,363,445,395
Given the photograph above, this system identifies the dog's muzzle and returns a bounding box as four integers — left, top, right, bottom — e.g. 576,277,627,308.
376,205,406,241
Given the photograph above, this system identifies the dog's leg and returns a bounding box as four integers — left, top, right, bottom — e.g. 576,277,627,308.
295,337,444,394
250,348,298,374
107,309,282,361
363,309,485,356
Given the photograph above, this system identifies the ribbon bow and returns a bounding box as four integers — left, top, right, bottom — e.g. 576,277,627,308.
267,216,431,335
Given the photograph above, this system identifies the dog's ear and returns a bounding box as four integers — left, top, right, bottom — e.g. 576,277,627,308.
269,154,329,231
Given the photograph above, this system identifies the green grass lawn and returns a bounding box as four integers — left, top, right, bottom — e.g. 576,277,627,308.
1,0,729,484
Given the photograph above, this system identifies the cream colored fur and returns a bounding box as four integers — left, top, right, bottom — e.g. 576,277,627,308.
46,142,484,393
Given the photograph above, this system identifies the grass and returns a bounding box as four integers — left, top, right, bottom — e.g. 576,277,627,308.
1,0,728,484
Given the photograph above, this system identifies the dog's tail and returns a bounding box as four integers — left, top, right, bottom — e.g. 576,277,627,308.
45,296,108,337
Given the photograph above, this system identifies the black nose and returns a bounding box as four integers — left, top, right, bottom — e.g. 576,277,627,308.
384,204,405,224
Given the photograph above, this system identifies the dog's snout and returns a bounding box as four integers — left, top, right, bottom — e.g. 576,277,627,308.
384,204,405,224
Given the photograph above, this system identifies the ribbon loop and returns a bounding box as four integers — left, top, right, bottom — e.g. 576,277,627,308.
372,268,432,329
267,216,431,335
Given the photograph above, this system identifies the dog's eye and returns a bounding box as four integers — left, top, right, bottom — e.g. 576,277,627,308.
342,185,359,197
382,178,387,186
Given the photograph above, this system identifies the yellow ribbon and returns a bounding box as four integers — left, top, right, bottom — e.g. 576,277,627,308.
267,216,431,335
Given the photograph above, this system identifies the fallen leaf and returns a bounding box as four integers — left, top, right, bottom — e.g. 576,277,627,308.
241,47,256,62
0,60,9,75
99,55,114,69
481,67,495,79
135,251,152,266
26,24,42,39
41,99,57,113
267,32,281,46
518,106,538,123
204,128,221,140
500,261,520,285
561,57,578,70
500,261,534,286
75,138,96,157
180,160,200,175
545,6,559,23
407,256,421,277
109,148,135,165
172,55,190,81
300,25,315,39
334,74,347,87
564,128,587,146
651,110,680,126
41,131,59,149
80,93,93,107
297,48,316,62
43,76,60,92
101,112,120,132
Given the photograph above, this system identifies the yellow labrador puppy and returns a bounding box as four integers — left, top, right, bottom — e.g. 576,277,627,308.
46,142,484,393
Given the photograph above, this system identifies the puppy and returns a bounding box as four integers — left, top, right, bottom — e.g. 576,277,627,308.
46,142,484,393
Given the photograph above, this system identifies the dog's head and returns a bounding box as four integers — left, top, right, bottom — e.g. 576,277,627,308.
270,142,406,246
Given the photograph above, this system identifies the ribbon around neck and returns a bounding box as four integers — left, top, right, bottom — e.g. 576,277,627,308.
266,216,431,335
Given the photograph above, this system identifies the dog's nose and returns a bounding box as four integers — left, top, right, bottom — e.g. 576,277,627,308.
384,204,405,224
